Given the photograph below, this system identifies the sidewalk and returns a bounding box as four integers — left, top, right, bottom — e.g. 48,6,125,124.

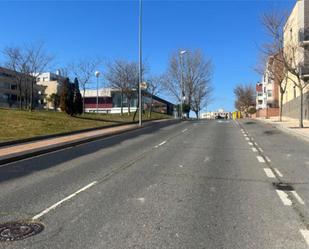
0,119,177,165
254,116,309,142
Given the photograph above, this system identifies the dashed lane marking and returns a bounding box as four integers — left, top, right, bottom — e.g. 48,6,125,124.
155,141,167,148
257,156,265,163
248,142,253,146
291,191,305,205
276,190,292,206
300,229,309,246
32,181,97,220
274,168,283,177
245,137,250,141
182,128,188,133
263,168,275,178
252,147,258,152
265,156,271,162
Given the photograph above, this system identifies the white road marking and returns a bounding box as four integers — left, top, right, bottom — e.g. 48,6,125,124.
244,134,248,137
274,168,283,177
245,137,250,141
155,141,166,148
275,190,292,206
182,128,188,133
179,165,183,168
137,197,145,203
257,156,265,163
263,168,275,178
265,156,271,162
258,147,264,152
248,142,253,146
300,229,309,246
32,181,97,220
252,147,258,152
254,142,258,146
291,191,305,205
204,156,210,162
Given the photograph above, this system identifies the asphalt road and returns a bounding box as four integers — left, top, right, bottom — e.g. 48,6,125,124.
1,119,309,248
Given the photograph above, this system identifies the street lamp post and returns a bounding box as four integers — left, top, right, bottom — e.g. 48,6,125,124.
179,50,186,119
95,71,100,114
138,0,143,127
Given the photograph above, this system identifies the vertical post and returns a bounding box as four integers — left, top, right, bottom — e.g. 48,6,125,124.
180,54,183,119
138,0,143,126
95,71,100,114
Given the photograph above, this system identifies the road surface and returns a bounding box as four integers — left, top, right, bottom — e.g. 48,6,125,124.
1,119,309,249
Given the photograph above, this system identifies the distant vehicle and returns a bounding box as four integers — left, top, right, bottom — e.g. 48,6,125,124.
215,115,224,119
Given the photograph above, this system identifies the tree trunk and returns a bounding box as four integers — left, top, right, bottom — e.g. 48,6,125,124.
300,87,304,128
128,97,131,115
195,111,198,119
121,90,123,115
279,89,284,122
149,96,153,118
30,80,34,111
83,88,86,114
19,83,22,110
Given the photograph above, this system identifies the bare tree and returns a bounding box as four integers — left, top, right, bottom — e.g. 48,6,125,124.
234,84,256,116
70,58,102,113
105,60,141,115
2,43,52,110
191,82,213,119
164,49,213,118
261,10,309,127
26,43,53,110
145,75,163,117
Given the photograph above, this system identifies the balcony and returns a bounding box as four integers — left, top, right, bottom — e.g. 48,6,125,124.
299,28,309,46
299,64,309,79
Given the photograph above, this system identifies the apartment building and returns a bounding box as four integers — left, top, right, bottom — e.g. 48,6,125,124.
36,71,67,110
281,0,309,120
0,67,44,109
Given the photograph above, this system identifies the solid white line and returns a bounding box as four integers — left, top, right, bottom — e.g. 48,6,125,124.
291,191,305,205
276,190,292,206
300,229,309,246
265,156,271,162
32,181,97,220
274,168,283,177
257,156,265,163
263,168,275,178
248,142,253,146
252,147,258,152
182,128,188,133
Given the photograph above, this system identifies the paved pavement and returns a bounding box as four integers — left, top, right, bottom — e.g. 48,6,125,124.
254,116,309,142
0,119,309,248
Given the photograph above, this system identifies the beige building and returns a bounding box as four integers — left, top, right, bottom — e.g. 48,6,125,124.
36,72,67,110
281,0,309,120
0,67,44,109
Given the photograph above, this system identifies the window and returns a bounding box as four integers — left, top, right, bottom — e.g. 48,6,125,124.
267,90,272,97
11,84,17,90
258,93,263,97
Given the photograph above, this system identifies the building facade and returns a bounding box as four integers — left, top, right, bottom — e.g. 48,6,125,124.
281,0,309,120
82,88,175,115
0,67,44,109
36,72,67,110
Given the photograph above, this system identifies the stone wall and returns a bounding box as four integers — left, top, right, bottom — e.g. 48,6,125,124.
282,91,309,120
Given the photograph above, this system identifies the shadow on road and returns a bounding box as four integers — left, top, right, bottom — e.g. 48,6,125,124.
0,121,179,184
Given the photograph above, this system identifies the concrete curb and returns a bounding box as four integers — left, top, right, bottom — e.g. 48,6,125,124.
0,119,180,166
254,118,309,143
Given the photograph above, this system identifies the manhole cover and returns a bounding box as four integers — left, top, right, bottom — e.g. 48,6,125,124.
273,182,294,191
0,221,44,242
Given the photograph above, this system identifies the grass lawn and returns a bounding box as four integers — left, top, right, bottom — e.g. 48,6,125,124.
0,108,172,142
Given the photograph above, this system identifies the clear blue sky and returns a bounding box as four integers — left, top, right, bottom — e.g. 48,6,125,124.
0,0,295,112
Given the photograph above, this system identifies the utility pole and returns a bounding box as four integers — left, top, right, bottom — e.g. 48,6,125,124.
138,0,143,126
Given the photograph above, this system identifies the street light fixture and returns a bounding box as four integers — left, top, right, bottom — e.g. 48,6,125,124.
179,50,186,119
95,70,100,114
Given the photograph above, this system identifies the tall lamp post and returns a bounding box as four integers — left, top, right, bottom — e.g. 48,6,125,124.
179,50,186,119
95,71,100,114
138,0,143,126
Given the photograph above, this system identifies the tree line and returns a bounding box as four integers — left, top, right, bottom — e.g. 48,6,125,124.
2,43,213,118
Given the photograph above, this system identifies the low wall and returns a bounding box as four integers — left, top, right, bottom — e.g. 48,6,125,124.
253,108,279,118
282,91,309,120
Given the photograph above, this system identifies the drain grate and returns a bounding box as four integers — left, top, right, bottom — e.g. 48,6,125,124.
273,182,294,191
0,221,44,242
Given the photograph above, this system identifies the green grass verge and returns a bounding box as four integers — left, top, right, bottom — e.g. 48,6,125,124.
0,108,172,142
